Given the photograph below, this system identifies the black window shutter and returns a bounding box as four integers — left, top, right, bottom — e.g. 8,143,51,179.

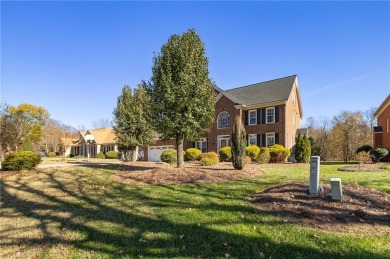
257,109,261,124
262,109,266,124
193,142,195,148
275,133,279,144
275,107,279,123
262,134,266,147
257,134,261,147
244,111,248,125
246,134,249,146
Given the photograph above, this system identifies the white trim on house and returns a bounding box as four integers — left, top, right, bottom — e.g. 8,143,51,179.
217,111,230,129
248,110,257,125
266,132,275,147
217,135,230,152
266,107,275,124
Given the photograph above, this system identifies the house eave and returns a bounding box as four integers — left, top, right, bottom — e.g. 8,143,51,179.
374,94,390,117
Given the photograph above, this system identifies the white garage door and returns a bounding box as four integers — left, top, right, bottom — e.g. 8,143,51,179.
148,146,174,162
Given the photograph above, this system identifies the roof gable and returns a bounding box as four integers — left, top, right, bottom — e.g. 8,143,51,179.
224,75,297,106
374,94,390,117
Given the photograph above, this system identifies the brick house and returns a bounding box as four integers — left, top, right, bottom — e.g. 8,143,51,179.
373,94,390,148
145,75,303,161
62,128,118,157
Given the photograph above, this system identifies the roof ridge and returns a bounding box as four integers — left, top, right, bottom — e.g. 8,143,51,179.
225,74,297,92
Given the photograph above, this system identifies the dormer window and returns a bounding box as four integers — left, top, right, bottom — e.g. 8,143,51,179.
217,111,230,129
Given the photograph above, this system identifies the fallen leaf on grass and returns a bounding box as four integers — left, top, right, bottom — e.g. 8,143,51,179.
180,234,184,240
225,253,230,258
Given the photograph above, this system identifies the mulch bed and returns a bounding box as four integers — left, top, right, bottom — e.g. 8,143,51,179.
252,181,390,235
338,164,389,172
112,161,262,185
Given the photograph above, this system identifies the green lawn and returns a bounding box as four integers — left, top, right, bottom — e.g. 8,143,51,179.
0,163,389,258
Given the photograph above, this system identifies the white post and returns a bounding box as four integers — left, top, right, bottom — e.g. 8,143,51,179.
309,156,320,197
87,142,90,162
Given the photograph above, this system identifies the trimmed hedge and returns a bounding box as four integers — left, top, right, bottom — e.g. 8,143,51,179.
246,145,260,160
256,147,271,164
370,147,389,163
48,152,56,158
105,151,119,159
269,144,290,163
161,149,177,164
96,151,105,159
219,147,232,162
200,152,219,166
185,148,201,161
356,145,373,154
2,151,42,171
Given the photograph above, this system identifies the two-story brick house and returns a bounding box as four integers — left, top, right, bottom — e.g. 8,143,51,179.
145,75,303,161
374,94,390,148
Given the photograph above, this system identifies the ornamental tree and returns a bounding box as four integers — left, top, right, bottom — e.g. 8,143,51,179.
148,29,215,168
231,116,247,170
113,84,155,162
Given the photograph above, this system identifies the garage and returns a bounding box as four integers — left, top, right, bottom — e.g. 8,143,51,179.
148,146,174,162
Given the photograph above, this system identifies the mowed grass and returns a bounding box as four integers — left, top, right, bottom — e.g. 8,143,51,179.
0,162,389,258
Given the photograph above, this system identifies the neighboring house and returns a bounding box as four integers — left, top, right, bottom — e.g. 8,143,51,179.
62,128,118,157
374,94,390,148
145,75,304,162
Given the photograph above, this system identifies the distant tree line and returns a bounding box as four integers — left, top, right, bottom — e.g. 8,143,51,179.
306,108,376,162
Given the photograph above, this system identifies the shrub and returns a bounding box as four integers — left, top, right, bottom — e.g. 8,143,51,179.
219,147,232,162
200,152,219,166
356,145,373,154
356,151,372,164
96,151,105,159
66,154,74,158
160,149,177,164
48,152,56,158
269,144,290,163
200,157,218,166
185,148,201,161
256,147,270,164
2,151,42,171
381,148,390,162
246,145,260,160
370,147,389,163
105,151,119,159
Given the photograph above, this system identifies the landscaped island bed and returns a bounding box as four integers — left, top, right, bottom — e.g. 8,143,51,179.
1,162,389,258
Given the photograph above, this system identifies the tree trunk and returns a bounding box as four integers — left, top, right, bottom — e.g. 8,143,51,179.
176,138,184,168
130,146,139,162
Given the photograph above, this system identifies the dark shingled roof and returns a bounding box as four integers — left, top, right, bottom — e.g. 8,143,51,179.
224,75,297,105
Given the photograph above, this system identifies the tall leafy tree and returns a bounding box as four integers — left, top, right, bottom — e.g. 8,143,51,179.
113,84,154,162
148,29,215,168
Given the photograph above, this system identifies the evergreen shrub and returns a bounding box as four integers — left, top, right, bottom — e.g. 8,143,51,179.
2,151,42,171
219,147,232,162
160,149,177,164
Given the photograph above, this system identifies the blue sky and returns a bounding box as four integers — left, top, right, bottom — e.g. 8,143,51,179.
1,1,389,129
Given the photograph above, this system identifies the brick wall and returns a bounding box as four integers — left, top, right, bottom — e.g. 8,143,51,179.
377,104,390,148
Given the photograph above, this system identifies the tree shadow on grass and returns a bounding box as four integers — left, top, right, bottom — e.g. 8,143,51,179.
0,169,387,258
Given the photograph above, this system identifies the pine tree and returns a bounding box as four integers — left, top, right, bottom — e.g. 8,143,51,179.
302,134,312,163
113,84,154,162
148,29,215,168
295,132,304,162
231,115,247,170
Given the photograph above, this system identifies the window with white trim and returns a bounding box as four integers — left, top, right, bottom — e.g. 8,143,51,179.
266,133,275,147
266,107,275,124
217,135,230,152
248,134,257,146
249,110,257,125
217,111,230,129
195,140,207,153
